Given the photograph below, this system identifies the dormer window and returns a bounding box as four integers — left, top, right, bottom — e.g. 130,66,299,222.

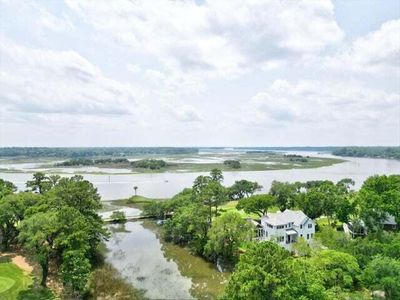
300,225,303,229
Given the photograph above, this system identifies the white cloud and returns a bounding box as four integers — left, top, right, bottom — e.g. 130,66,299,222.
65,0,343,77
170,105,203,122
245,79,399,129
0,38,141,116
325,19,400,73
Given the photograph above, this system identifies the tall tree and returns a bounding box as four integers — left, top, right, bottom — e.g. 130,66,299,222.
163,203,210,254
204,211,254,264
210,168,224,183
0,178,16,198
236,194,275,217
221,241,291,299
0,192,41,250
269,181,298,211
26,172,49,194
358,175,400,231
228,180,262,200
18,211,61,286
361,256,400,299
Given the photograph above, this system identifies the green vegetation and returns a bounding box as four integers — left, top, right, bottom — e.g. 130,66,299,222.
284,154,308,162
223,159,241,168
141,172,399,299
131,159,168,170
0,173,109,297
110,211,127,223
0,260,32,299
204,212,254,264
87,263,144,299
0,147,198,158
55,158,130,166
333,146,400,159
236,194,275,217
0,258,54,300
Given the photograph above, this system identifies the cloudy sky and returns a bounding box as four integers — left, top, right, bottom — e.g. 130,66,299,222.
0,0,399,147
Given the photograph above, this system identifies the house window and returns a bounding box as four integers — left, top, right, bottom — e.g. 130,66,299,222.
277,225,284,229
300,225,303,229
300,234,303,237
308,224,312,228
307,234,309,240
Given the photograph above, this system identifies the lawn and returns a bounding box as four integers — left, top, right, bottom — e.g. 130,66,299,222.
0,258,55,300
0,259,32,299
112,195,168,210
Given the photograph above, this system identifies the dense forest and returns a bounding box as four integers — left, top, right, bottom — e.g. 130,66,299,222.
332,146,400,159
142,172,400,299
0,147,198,158
0,174,142,299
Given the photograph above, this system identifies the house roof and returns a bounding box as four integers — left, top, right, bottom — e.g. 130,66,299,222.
383,214,397,225
262,209,309,226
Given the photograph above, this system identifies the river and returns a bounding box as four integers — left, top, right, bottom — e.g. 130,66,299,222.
1,152,399,200
105,220,229,300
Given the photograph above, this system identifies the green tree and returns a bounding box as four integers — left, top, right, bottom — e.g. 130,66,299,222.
269,181,298,211
228,180,262,200
18,211,61,286
221,241,290,299
361,256,400,299
292,237,311,257
61,250,91,294
236,194,275,217
0,192,40,250
275,258,331,300
192,175,211,195
201,181,228,219
204,212,254,264
210,168,224,183
0,178,16,198
310,249,360,290
26,172,50,194
47,175,106,257
296,189,324,220
110,211,127,223
358,175,400,231
164,203,210,254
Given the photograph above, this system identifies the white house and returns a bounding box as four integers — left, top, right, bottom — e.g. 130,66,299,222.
258,209,315,250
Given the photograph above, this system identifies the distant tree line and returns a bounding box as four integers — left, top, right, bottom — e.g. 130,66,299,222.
333,146,400,159
56,158,170,170
0,147,198,158
55,158,130,166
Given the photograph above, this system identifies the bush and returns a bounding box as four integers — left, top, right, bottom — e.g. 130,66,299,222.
110,211,127,223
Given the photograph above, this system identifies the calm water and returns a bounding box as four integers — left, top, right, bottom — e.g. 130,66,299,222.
105,221,229,300
2,153,399,200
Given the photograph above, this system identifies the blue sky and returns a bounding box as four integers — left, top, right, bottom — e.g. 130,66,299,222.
0,0,399,146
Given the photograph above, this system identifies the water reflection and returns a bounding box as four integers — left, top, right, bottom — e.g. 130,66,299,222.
105,221,193,300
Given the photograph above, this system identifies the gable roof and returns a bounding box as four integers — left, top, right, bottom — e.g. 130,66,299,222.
262,209,309,226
